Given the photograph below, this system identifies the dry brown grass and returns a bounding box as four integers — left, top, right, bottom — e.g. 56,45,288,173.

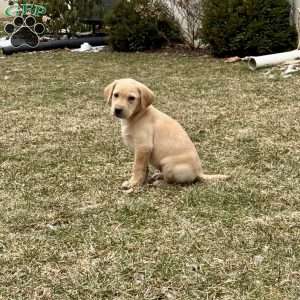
0,50,299,299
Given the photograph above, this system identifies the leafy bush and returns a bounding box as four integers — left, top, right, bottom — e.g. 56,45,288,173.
201,0,297,57
105,0,182,52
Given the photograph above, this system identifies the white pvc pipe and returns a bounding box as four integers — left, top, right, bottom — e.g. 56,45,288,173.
248,50,300,70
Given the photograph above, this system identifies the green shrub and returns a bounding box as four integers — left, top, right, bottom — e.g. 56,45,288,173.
105,0,182,52
201,0,297,57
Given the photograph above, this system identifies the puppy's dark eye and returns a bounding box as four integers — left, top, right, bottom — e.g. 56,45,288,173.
114,93,119,98
128,96,135,102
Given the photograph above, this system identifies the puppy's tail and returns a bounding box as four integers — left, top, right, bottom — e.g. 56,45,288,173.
197,173,230,183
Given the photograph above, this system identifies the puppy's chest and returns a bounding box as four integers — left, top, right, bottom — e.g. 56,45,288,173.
121,124,134,150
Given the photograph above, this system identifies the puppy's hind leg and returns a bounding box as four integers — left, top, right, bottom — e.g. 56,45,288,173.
164,164,198,184
148,171,164,184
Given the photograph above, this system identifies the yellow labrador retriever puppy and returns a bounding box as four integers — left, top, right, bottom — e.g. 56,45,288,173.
104,78,229,189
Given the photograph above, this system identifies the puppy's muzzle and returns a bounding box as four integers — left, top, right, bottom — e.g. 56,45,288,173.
114,108,124,118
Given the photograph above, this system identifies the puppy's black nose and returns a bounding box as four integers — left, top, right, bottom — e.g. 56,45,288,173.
114,108,123,118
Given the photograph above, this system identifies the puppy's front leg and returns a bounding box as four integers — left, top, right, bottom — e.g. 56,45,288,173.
122,146,151,189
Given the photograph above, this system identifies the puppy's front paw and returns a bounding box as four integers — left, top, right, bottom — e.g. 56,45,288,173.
121,178,143,190
122,180,133,190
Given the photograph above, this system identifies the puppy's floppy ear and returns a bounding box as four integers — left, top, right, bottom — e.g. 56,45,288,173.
138,83,154,110
104,80,117,105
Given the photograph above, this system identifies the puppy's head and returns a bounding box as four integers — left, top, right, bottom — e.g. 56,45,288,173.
104,78,154,119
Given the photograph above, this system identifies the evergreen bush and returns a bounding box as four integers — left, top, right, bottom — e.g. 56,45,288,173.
105,0,182,52
201,0,297,57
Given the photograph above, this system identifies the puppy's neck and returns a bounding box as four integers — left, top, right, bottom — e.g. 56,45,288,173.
120,119,129,128
120,106,151,129
130,106,151,123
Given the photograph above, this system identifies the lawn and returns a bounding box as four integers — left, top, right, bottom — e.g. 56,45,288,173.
0,50,299,300
0,21,5,37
